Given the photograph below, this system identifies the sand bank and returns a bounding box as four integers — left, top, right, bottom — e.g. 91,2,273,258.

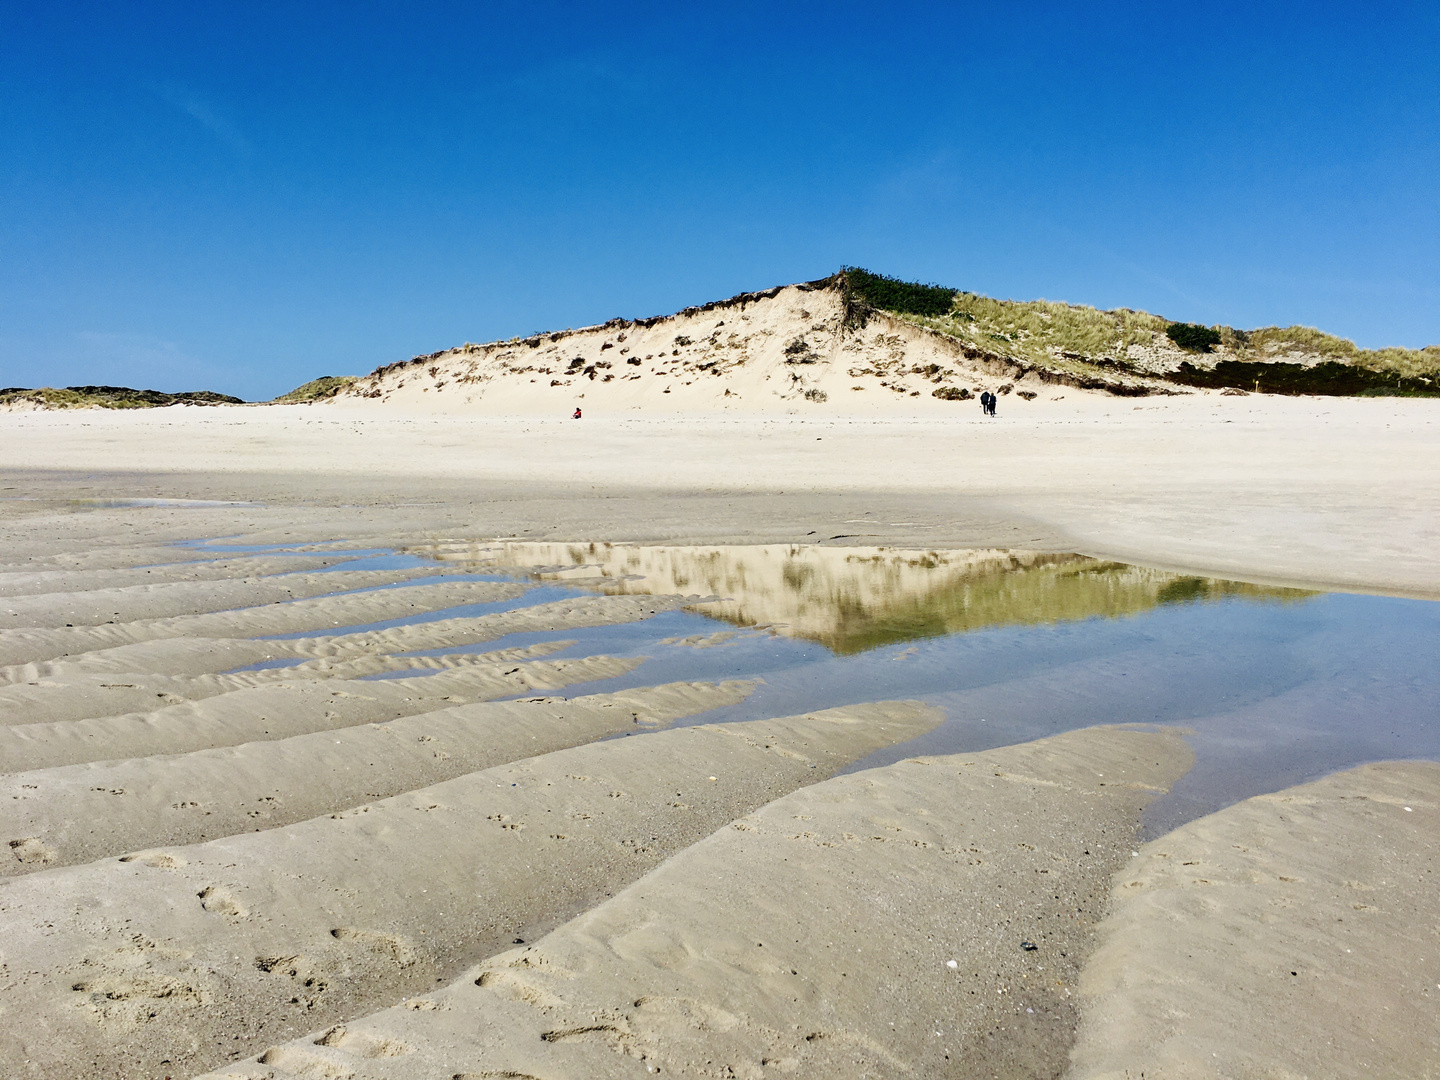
0,575,521,665
2,679,755,875
1068,759,1440,1078
0,565,452,629
201,725,1191,1080
0,591,699,728
0,552,351,597
0,648,642,771
0,702,938,1080
0,399,1433,1078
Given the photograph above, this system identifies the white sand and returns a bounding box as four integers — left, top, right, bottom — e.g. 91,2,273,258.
0,362,1434,1078
0,552,350,597
0,591,699,729
2,393,1435,597
0,575,519,662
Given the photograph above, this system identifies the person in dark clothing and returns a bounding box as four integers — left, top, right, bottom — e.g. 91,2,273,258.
980,391,993,416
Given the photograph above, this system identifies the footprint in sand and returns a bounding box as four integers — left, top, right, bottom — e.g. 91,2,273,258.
69,968,210,1030
255,954,329,1007
329,926,418,967
118,849,188,869
475,968,567,1009
196,884,247,917
314,1024,415,1058
258,1044,358,1078
8,836,55,865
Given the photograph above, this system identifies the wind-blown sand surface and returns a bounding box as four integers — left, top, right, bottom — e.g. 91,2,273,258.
0,389,1436,1078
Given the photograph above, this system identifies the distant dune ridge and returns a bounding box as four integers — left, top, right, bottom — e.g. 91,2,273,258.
6,270,1435,412
0,385,245,410
326,268,1439,413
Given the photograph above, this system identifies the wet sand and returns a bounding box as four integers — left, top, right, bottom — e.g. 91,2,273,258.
2,702,939,1078
1069,759,1440,1079
199,726,1192,1080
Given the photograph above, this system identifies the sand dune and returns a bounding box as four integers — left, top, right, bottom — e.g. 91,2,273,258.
330,283,1073,415
1068,759,1440,1078
199,725,1190,1080
1,679,754,875
0,702,938,1080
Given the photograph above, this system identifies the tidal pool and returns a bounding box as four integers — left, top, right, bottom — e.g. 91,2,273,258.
374,541,1438,836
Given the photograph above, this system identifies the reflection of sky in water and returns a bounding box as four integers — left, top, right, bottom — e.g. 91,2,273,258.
273,541,1438,836
255,580,564,641
380,586,1437,837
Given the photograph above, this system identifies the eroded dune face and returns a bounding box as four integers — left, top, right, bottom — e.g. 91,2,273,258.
328,283,1066,414
407,541,1312,653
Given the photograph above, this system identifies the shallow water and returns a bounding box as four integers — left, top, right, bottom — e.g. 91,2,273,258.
342,542,1440,835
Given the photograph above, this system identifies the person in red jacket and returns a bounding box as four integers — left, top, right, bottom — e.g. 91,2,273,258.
572,407,582,419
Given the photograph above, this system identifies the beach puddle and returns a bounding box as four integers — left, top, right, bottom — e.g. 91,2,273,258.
388,540,1439,835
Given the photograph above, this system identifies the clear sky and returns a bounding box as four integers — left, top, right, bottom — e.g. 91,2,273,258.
3,2,1437,400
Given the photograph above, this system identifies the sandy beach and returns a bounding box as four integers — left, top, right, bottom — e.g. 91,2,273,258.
0,393,1436,1078
8,2,1439,1072
2,394,1438,596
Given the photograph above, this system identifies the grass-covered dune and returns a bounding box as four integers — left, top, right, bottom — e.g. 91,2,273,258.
270,375,357,403
0,377,357,411
838,267,1440,396
0,385,246,409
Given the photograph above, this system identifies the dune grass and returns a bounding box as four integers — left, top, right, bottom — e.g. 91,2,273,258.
838,268,1440,389
0,386,245,409
271,375,358,403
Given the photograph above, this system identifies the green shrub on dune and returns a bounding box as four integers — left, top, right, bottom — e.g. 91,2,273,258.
836,267,1439,395
270,376,358,403
0,386,245,409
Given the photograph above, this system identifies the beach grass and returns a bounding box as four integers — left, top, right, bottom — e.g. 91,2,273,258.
0,385,245,409
840,268,1440,390
271,375,358,403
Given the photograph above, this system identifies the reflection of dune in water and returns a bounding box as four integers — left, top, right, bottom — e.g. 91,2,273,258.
408,542,1315,655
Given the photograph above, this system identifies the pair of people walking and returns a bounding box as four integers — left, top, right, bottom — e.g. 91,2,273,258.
979,390,997,417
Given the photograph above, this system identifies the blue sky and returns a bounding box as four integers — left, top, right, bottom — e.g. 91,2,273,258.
2,2,1437,399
